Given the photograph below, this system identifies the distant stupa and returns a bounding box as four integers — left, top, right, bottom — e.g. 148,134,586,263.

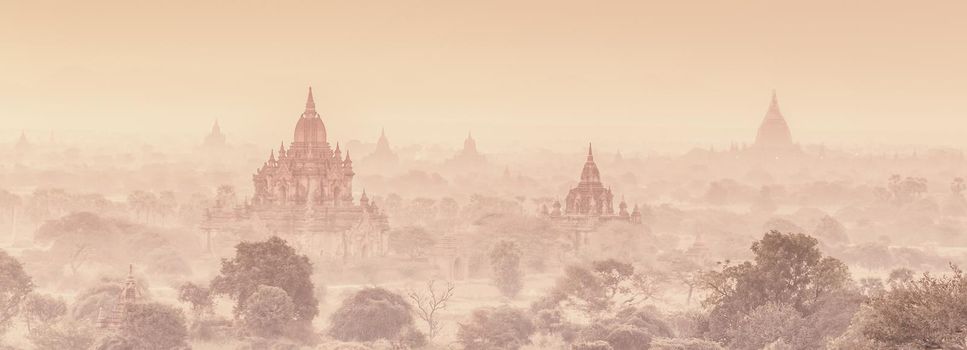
445,131,487,166
753,91,796,152
14,131,30,152
203,120,227,148
364,128,399,163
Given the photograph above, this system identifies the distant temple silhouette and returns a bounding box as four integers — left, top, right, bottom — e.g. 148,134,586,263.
203,87,388,262
752,91,798,154
203,120,227,148
445,132,487,167
363,128,399,164
14,131,30,152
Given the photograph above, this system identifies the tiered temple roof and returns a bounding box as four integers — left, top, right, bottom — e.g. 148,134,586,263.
204,87,389,262
546,144,641,225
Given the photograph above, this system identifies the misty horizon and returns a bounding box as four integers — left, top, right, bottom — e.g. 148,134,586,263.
4,0,967,151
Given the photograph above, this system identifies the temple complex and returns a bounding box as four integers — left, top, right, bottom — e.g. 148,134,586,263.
203,87,389,262
752,91,798,154
545,144,641,250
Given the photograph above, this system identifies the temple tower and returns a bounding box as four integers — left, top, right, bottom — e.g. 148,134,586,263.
753,90,795,151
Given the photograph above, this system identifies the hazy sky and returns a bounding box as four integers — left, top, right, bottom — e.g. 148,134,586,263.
2,0,966,152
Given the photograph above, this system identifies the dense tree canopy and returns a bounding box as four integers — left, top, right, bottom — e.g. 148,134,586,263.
388,226,436,260
329,287,422,345
119,302,189,350
864,265,967,349
0,249,33,336
458,306,535,350
211,236,317,322
536,259,661,318
490,240,523,299
701,231,852,344
240,285,296,338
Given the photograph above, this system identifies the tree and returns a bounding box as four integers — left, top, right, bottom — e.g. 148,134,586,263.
34,212,122,276
0,249,33,337
407,279,455,339
536,259,661,318
119,302,189,350
240,285,296,338
0,190,21,240
857,278,885,297
572,341,614,350
127,190,157,223
21,293,66,333
650,337,724,350
458,306,535,350
490,240,523,299
389,226,436,260
211,236,317,322
701,231,851,343
576,307,674,350
813,215,849,245
157,191,177,227
176,282,213,318
864,265,967,349
329,287,424,347
886,267,914,288
886,175,928,206
724,303,802,350
28,320,95,350
658,251,703,304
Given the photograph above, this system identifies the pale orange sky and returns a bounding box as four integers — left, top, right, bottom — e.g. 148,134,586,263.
2,0,966,152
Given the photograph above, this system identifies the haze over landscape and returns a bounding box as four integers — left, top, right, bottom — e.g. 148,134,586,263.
3,1,967,350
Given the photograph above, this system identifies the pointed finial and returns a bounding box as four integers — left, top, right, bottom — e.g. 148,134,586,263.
304,86,316,115
587,143,594,161
128,264,133,276
381,127,386,138
344,150,352,162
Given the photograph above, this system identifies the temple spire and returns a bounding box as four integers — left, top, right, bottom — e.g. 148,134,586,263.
587,143,594,161
767,89,781,119
304,86,316,115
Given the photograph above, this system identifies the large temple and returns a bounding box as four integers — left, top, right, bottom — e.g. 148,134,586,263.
204,88,389,262
545,144,641,249
753,91,798,153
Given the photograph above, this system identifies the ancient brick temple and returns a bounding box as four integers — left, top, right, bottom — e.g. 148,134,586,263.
545,144,641,250
96,265,141,330
204,87,388,262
